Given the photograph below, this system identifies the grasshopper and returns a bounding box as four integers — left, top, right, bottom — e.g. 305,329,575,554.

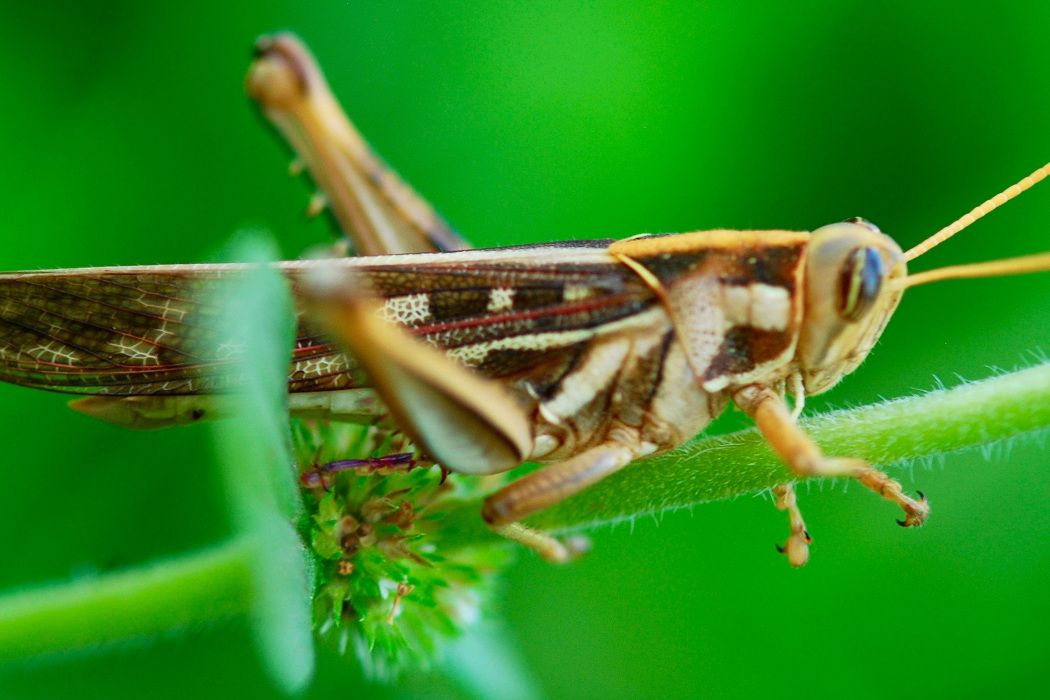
2,34,1049,567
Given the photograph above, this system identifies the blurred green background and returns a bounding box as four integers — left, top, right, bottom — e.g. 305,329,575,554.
2,1,1050,698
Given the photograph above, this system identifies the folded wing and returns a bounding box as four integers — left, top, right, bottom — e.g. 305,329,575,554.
0,243,657,398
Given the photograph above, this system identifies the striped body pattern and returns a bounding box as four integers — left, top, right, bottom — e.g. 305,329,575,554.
5,30,1041,566
0,232,806,463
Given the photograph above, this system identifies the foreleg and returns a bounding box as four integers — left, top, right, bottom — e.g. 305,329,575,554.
735,385,929,528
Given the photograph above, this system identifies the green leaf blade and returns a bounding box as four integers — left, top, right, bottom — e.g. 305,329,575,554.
208,232,314,693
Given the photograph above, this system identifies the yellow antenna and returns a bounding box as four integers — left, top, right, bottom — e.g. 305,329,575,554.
898,251,1050,289
903,161,1050,262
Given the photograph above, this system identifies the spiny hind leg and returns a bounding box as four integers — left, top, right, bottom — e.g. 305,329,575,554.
773,483,811,567
482,441,637,563
246,33,470,255
736,385,929,531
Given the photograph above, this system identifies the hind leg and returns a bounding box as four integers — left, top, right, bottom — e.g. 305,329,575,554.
482,441,638,562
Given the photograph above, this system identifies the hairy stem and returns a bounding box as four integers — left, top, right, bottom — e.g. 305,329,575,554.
0,539,254,662
525,364,1050,532
2,365,1046,669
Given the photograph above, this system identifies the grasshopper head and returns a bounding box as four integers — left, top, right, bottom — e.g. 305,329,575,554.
796,219,907,394
795,161,1050,396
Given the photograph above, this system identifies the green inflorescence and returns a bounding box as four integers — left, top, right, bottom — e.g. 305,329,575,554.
291,420,513,680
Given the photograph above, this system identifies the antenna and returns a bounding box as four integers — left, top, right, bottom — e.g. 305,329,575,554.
897,251,1050,289
903,162,1050,262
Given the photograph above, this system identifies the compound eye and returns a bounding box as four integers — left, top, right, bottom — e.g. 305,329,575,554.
843,217,881,233
838,247,883,321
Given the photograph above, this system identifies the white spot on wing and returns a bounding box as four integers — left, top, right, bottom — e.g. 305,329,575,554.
381,293,431,325
563,284,591,302
216,339,245,359
105,337,161,365
30,340,80,365
487,287,515,312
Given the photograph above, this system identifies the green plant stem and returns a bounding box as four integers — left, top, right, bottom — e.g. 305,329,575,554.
0,538,254,663
527,363,1050,532
3,365,1047,667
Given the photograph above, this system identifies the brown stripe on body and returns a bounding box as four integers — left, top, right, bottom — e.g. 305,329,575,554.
701,326,792,381
477,346,570,379
476,336,600,390
526,342,591,399
613,329,677,429
611,230,804,285
610,230,808,393
748,246,803,290
613,232,805,293
544,346,628,452
531,317,677,457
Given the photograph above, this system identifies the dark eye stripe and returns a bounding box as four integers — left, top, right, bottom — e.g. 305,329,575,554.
839,247,883,321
